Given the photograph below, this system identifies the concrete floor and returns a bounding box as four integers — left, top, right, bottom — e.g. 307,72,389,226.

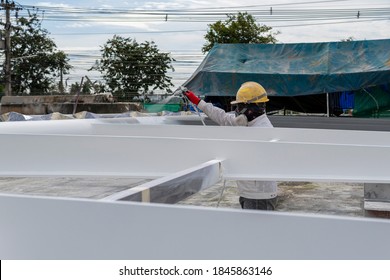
0,176,373,219
178,180,366,217
0,177,149,199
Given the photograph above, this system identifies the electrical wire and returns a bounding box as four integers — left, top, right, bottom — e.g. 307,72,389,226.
6,1,388,90
14,3,390,24
4,1,387,37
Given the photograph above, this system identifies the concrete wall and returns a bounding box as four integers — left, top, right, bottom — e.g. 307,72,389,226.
0,95,141,114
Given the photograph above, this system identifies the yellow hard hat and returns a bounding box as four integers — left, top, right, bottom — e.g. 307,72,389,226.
231,81,269,104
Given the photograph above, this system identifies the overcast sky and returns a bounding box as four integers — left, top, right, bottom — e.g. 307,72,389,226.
6,0,390,87
14,0,390,52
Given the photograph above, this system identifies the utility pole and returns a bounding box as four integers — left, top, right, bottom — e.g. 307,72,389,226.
1,0,19,96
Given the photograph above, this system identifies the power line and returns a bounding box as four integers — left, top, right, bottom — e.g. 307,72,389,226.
273,17,390,28
4,1,389,88
20,0,351,13
5,2,387,38
16,4,390,23
52,30,206,36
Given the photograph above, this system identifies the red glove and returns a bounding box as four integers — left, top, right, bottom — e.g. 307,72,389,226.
184,91,201,105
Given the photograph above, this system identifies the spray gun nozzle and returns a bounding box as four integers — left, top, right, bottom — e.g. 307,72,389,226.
173,86,188,97
173,86,206,126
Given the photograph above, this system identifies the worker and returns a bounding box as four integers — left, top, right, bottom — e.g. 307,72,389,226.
184,81,278,210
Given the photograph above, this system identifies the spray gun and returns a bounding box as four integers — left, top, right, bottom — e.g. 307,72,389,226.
173,85,188,97
173,86,206,126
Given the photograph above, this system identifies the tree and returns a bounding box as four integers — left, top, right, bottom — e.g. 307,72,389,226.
91,35,175,101
68,77,106,95
3,9,72,95
202,12,280,53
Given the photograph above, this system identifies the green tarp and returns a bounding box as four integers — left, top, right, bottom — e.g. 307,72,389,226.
184,39,390,98
353,84,390,117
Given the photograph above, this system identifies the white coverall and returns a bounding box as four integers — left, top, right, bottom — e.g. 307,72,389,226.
197,100,278,200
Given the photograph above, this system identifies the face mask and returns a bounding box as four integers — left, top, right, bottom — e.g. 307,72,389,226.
234,104,247,117
235,103,266,122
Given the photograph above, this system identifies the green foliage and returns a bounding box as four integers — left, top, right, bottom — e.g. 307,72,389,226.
91,35,175,101
70,82,87,95
202,12,280,53
4,9,72,95
69,78,106,95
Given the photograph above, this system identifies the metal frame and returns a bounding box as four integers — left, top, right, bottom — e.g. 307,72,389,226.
1,118,390,259
102,160,222,203
1,123,390,183
1,193,390,259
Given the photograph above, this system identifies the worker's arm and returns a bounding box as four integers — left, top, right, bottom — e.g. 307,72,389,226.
184,91,244,126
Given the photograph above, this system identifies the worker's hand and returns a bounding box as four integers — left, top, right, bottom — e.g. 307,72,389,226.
184,91,201,105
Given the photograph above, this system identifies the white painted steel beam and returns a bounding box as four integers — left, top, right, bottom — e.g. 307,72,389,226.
1,193,390,260
2,119,390,260
91,119,390,146
1,124,390,183
102,159,222,203
3,117,390,146
0,116,390,145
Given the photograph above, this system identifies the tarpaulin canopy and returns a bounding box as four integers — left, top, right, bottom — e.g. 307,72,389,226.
184,39,390,98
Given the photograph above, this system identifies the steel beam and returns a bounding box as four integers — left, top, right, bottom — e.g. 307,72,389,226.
4,117,390,146
2,119,390,259
1,193,390,259
1,126,390,183
102,160,222,203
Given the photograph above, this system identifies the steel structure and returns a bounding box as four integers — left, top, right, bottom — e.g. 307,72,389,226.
1,117,390,259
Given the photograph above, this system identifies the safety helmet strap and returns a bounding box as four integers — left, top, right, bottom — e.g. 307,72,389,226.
245,93,267,103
